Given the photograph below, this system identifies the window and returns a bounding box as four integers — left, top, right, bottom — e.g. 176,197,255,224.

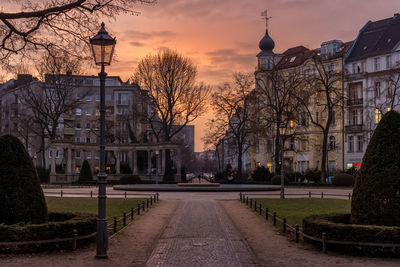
75,108,82,115
76,93,81,100
328,160,336,173
267,162,272,172
95,108,100,116
351,110,358,125
331,110,336,126
86,137,91,143
374,57,380,71
106,94,112,101
374,81,381,97
357,136,363,152
290,120,294,128
117,93,128,105
348,136,354,152
299,112,308,126
95,151,100,159
96,94,100,101
76,122,81,129
289,56,296,63
86,95,92,101
289,137,295,151
387,81,393,98
315,136,319,146
86,152,91,159
329,136,336,151
361,61,366,72
375,108,382,124
76,150,81,158
75,137,81,143
75,167,80,173
315,92,319,103
386,55,392,69
257,162,261,167
256,141,260,153
300,136,308,151
86,123,91,129
86,108,92,116
266,140,272,153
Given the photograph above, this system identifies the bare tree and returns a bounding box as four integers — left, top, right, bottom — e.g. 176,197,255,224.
297,54,344,181
0,0,155,68
204,72,254,180
255,64,304,174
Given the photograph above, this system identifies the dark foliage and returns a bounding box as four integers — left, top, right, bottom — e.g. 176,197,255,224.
120,163,132,174
345,166,358,176
163,149,175,183
181,167,187,182
351,111,400,226
304,168,322,183
0,135,48,225
251,166,272,182
0,212,96,252
303,213,400,256
271,175,289,185
36,166,50,183
285,172,304,183
79,160,93,182
119,175,141,184
332,173,354,186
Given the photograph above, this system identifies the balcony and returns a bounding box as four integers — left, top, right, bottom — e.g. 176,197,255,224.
347,98,363,106
345,124,363,133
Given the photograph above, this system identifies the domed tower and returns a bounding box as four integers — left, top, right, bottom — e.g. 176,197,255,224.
257,10,275,71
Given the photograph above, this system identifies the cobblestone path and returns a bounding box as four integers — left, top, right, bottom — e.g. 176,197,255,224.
145,200,259,267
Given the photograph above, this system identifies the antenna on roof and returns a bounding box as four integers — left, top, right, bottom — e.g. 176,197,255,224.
261,9,272,30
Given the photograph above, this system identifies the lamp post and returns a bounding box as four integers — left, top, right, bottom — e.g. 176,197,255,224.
90,22,116,259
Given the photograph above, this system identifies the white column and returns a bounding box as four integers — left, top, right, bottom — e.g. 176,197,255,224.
161,149,165,174
50,147,56,175
116,150,120,174
133,150,137,174
66,148,72,174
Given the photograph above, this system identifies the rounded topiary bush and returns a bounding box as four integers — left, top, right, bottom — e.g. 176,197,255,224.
79,160,93,182
271,174,289,185
0,135,48,225
351,111,400,226
251,166,272,182
332,173,354,186
120,174,141,184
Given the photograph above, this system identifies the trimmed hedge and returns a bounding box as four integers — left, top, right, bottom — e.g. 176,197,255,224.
332,173,354,186
303,213,400,256
0,212,96,252
251,166,272,182
271,175,289,185
79,160,93,182
120,174,141,184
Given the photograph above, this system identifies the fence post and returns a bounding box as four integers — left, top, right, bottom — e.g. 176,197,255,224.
265,208,269,221
239,192,242,201
321,192,324,199
250,199,252,209
61,190,63,198
283,218,287,233
125,191,127,199
72,229,77,250
254,200,257,211
150,196,153,206
259,204,262,216
146,198,149,209
90,191,93,198
246,197,249,205
309,191,311,198
131,208,134,220
242,194,246,203
137,203,141,215
123,212,127,226
295,224,299,243
156,192,159,201
348,193,351,200
142,201,145,211
273,212,276,226
113,217,117,234
322,232,327,253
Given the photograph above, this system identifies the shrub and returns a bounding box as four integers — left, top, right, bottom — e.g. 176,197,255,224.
36,166,50,183
351,111,400,226
304,168,321,183
120,163,132,174
0,212,96,252
303,213,400,256
79,160,93,182
0,135,48,225
271,174,289,185
120,174,141,184
180,167,186,182
285,172,304,183
332,173,354,186
251,166,272,182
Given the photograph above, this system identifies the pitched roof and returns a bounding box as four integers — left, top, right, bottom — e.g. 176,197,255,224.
346,14,400,62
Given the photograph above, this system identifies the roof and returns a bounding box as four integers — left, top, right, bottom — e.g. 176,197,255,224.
346,14,400,62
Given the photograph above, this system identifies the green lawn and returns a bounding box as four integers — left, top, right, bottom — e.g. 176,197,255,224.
249,198,351,227
46,197,146,220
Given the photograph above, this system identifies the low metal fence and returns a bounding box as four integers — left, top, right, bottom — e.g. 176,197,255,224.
239,192,400,253
44,190,158,199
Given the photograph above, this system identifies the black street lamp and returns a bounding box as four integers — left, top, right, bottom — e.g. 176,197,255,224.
90,22,116,259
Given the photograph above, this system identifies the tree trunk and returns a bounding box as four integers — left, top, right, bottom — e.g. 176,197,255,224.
41,136,46,168
320,129,329,183
237,144,243,181
274,124,281,175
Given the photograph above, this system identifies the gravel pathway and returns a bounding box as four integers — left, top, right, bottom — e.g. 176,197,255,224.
146,200,259,266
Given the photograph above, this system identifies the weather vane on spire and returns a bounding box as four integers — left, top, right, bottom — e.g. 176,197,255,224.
261,9,271,30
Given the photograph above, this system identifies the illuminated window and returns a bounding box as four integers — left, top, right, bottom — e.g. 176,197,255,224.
75,167,80,173
257,162,261,167
290,120,294,128
106,166,111,171
267,162,272,172
375,109,382,124
315,92,319,103
315,136,319,146
387,107,392,112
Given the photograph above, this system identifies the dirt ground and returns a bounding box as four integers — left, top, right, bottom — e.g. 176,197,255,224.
220,200,400,267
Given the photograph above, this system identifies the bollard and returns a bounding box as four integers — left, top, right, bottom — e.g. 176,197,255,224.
254,200,257,211
348,193,351,200
113,217,117,234
72,229,77,250
125,191,127,199
137,203,141,215
142,201,145,211
273,212,276,226
309,191,311,198
123,212,127,226
283,218,287,232
321,192,324,199
250,199,252,209
147,198,149,209
90,191,93,198
265,208,269,221
239,192,242,201
242,194,245,203
246,197,249,205
295,224,299,243
150,196,153,206
61,190,63,198
259,204,262,216
131,208,134,220
156,192,159,201
322,232,327,253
